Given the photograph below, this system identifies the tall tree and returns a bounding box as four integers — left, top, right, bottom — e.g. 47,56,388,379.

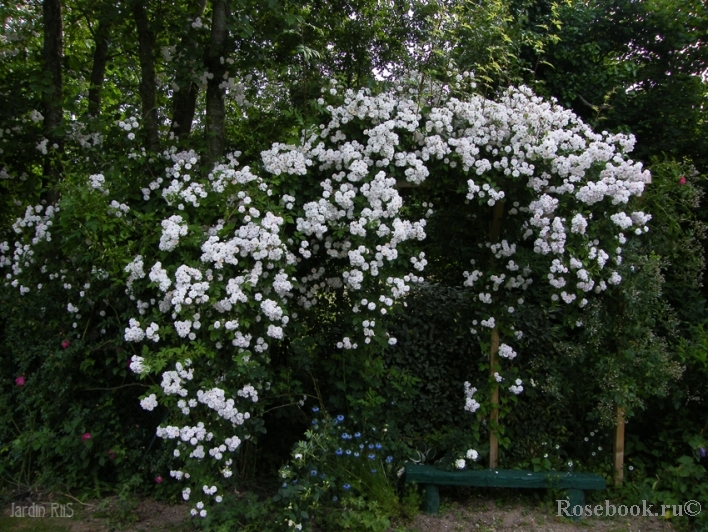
132,0,160,152
42,0,63,202
532,0,708,170
205,0,230,166
87,18,110,118
170,0,208,142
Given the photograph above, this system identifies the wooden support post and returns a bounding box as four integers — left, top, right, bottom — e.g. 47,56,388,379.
489,327,500,468
566,489,585,521
421,484,440,515
614,407,625,487
488,200,504,469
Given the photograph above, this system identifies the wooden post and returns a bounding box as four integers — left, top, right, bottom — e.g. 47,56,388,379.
488,200,504,469
614,407,625,486
489,327,500,468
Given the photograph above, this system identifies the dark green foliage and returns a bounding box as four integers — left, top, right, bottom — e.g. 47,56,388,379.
382,285,481,442
0,284,174,495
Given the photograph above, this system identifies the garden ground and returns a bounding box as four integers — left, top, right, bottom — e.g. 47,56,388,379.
0,489,678,532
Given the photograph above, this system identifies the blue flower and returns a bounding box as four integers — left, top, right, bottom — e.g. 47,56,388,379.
368,443,375,450
337,415,345,422
335,448,343,456
354,452,360,457
312,406,320,412
345,449,352,455
375,443,382,450
332,496,338,502
343,484,351,490
342,433,350,440
282,482,288,488
359,444,364,449
368,453,376,460
371,469,377,473
311,419,318,425
386,456,393,463
310,469,318,476
320,473,326,479
354,432,361,438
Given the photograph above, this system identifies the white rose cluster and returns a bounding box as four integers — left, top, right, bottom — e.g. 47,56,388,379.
463,381,480,413
88,173,109,194
159,215,188,251
140,393,158,411
109,200,130,217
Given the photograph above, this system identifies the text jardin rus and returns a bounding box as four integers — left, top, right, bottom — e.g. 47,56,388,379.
10,502,74,518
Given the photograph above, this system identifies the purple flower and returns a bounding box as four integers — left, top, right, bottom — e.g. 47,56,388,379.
700,447,706,458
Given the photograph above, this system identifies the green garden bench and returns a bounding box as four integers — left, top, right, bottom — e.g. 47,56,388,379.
404,463,606,517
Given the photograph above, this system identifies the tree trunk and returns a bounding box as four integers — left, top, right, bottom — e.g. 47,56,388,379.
172,80,200,141
42,0,63,204
171,0,207,142
205,0,230,167
88,21,110,117
132,1,160,152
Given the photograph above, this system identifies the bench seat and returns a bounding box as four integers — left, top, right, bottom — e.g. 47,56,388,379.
404,463,606,517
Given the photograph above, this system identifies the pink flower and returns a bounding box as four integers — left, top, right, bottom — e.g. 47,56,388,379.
107,449,117,460
155,476,163,483
82,433,91,442
61,339,71,349
679,176,687,185
15,376,25,386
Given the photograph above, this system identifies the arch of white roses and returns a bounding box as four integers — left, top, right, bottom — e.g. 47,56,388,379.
1,74,651,517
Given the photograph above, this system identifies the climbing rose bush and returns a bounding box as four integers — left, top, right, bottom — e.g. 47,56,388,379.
0,74,651,521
